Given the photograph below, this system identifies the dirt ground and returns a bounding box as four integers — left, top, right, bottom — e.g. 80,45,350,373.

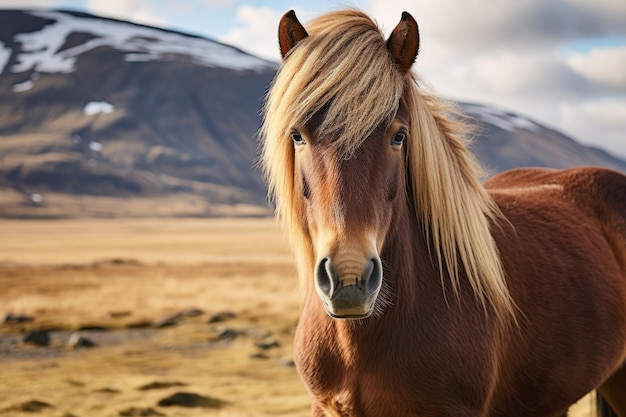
0,219,594,416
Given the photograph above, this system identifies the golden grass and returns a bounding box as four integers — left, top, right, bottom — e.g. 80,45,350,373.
0,218,594,416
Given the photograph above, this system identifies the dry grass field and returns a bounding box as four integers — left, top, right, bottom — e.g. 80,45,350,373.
0,219,594,416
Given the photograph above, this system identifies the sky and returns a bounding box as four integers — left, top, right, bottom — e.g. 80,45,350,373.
1,0,625,158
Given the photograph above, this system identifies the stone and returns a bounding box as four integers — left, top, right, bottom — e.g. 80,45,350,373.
218,328,239,341
154,313,183,328
255,338,280,350
118,407,165,416
23,330,50,346
183,308,204,317
67,332,97,348
207,311,236,323
157,392,225,408
5,399,53,412
138,381,187,391
4,313,34,323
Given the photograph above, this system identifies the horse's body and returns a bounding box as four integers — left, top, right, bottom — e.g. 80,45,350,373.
261,9,626,417
295,167,626,417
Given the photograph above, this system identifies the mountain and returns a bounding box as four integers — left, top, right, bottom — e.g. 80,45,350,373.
0,9,624,218
0,9,276,218
460,103,626,175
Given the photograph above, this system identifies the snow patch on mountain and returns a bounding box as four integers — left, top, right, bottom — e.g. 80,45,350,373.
11,10,275,75
0,42,11,74
462,103,541,133
84,101,115,115
12,79,33,92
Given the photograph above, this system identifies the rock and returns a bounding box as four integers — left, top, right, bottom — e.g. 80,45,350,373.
119,407,165,416
23,330,50,346
138,381,187,391
77,325,109,331
217,328,239,341
67,332,97,349
3,399,53,412
94,387,121,394
4,313,34,323
183,308,204,317
207,311,236,323
154,309,203,328
157,392,225,408
109,310,132,318
255,338,280,350
249,352,268,360
126,320,153,329
154,313,184,328
281,359,296,367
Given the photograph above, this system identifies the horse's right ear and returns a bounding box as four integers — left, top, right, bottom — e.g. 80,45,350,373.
278,10,308,59
386,12,420,73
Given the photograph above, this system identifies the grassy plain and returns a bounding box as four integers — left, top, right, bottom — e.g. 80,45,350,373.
0,219,593,416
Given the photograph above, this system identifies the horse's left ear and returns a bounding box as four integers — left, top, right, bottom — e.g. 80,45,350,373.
386,12,419,73
278,10,308,59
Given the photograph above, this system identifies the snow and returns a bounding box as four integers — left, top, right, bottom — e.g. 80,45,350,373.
84,101,115,115
0,42,11,74
462,104,541,133
89,141,103,152
11,10,275,75
12,80,34,92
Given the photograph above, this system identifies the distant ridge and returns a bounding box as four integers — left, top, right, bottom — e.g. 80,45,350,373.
0,9,624,218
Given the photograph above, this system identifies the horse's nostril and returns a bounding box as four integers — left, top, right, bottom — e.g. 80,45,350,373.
316,258,333,297
367,258,382,294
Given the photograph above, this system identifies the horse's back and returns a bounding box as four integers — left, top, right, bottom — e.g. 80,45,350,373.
484,167,626,415
486,166,626,250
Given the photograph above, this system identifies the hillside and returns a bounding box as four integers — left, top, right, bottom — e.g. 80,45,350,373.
0,9,624,218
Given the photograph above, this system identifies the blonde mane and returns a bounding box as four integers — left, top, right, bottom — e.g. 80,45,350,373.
260,9,515,319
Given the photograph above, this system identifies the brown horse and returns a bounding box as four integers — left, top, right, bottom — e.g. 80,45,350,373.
260,9,626,417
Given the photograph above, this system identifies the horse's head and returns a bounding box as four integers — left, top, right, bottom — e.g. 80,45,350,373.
269,10,419,319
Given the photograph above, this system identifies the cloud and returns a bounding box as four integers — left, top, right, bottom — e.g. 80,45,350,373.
199,0,234,6
561,98,626,157
87,0,166,27
567,45,626,87
0,0,58,6
368,0,626,51
218,5,282,62
362,0,626,158
228,0,626,158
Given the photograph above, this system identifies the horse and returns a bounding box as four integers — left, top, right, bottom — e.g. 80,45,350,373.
260,9,626,417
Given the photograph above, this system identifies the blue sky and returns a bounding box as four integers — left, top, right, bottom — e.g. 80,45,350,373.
1,0,625,158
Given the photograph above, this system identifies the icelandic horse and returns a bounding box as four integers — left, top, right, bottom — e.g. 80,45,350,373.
260,9,626,417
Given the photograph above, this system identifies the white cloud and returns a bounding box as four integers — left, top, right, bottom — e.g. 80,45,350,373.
561,98,626,158
567,45,626,87
0,0,58,7
360,0,626,159
199,0,234,6
87,0,165,27
218,5,282,62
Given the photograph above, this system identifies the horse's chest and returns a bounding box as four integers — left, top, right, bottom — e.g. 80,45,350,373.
295,341,418,416
312,374,412,417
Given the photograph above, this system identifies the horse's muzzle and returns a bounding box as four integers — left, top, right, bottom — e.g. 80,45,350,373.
314,256,383,319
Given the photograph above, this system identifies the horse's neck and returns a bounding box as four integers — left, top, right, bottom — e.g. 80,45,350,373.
378,200,440,316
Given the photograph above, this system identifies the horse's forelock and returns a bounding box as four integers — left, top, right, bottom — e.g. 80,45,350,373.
268,9,404,157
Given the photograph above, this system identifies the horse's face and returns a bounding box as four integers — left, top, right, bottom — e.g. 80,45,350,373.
277,10,419,319
293,115,409,318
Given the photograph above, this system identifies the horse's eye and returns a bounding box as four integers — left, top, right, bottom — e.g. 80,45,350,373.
291,131,306,146
391,130,406,147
